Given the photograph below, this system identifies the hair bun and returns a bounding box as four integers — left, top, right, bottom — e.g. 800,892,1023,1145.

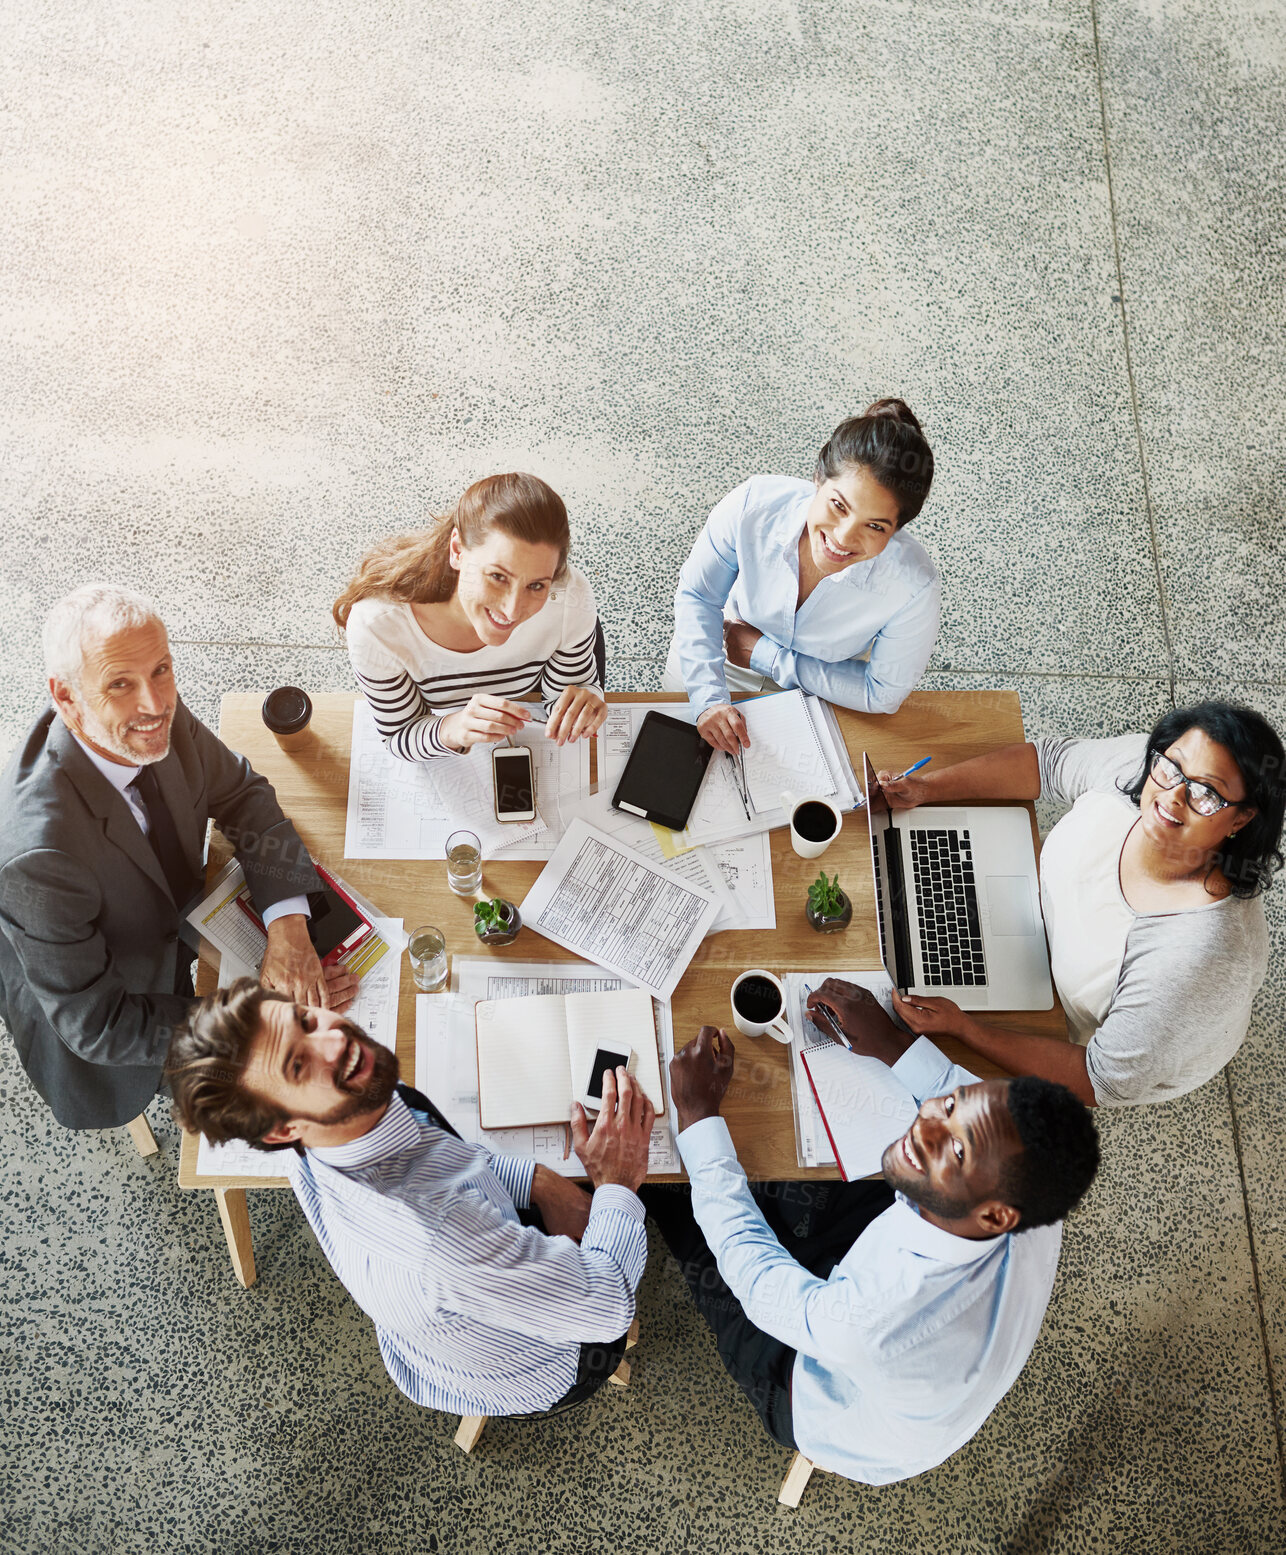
861,397,923,434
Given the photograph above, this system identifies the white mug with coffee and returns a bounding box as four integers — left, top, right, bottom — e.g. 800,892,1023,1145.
781,791,843,859
731,969,792,1044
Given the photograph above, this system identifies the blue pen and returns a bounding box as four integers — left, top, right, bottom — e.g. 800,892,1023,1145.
802,983,853,1051
890,756,932,782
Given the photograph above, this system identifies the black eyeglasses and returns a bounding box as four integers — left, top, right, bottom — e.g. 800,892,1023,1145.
1150,752,1243,818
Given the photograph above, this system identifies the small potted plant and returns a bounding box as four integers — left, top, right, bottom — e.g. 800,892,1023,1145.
474,897,521,947
806,871,852,934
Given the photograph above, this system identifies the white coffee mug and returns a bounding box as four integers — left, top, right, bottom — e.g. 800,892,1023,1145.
781,791,843,859
730,968,792,1044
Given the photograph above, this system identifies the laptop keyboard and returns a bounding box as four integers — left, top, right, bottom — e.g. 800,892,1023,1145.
909,828,988,988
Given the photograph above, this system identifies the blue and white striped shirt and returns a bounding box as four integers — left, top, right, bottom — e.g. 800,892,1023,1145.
286,1092,647,1415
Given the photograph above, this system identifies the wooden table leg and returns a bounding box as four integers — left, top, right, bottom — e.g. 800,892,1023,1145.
215,1188,257,1288
125,1114,159,1157
454,1416,487,1452
778,1452,815,1507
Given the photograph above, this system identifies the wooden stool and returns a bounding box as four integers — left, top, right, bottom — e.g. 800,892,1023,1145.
778,1452,818,1507
125,1114,159,1157
455,1316,640,1454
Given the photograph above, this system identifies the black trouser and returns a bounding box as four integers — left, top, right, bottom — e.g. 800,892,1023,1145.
540,1329,631,1417
640,1178,896,1450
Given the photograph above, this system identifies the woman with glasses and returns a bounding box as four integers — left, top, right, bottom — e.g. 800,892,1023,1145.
333,473,606,758
872,703,1284,1107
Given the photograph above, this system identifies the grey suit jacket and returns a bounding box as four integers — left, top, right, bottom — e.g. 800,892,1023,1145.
0,701,321,1128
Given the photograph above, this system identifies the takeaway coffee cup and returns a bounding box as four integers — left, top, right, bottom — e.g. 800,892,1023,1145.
781,791,842,859
731,968,791,1044
262,686,314,753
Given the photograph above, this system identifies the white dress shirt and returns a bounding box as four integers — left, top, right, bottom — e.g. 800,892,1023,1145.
71,731,307,925
672,474,941,718
287,1091,648,1416
677,1037,1062,1484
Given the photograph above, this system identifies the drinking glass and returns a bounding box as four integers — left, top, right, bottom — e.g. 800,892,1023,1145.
408,925,448,992
445,829,483,896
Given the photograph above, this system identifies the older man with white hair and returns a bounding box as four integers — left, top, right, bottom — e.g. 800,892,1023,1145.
0,584,354,1132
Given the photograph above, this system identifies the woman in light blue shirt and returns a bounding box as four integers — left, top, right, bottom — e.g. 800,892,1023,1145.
665,399,941,752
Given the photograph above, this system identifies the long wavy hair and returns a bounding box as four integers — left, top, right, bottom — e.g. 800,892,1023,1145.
333,472,570,629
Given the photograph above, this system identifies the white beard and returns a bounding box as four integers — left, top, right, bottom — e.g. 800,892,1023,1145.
74,702,173,766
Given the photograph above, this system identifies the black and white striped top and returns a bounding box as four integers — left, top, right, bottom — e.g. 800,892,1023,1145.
345,566,602,760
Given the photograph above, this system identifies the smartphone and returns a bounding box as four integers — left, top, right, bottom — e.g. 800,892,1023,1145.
493,745,536,822
576,1047,638,1114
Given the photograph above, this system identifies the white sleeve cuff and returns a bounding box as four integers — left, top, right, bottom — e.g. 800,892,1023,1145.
262,894,312,929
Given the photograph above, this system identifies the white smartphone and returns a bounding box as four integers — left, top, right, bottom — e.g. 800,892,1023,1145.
492,745,536,822
576,1047,638,1114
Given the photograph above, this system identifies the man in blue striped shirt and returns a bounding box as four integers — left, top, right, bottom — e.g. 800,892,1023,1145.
167,978,652,1418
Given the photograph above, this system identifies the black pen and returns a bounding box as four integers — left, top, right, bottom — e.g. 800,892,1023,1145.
802,984,853,1051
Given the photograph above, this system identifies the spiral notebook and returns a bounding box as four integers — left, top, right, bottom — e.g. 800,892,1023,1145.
798,1043,919,1181
736,690,838,813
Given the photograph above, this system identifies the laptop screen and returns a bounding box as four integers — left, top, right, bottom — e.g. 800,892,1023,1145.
863,753,913,992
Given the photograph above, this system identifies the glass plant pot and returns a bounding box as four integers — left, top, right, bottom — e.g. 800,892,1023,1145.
474,899,521,947
805,890,852,934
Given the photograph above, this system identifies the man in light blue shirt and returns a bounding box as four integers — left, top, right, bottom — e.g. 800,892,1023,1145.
167,978,652,1419
645,981,1099,1485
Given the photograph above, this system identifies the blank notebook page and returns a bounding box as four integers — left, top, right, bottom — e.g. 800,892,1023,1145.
476,994,572,1128
564,989,665,1115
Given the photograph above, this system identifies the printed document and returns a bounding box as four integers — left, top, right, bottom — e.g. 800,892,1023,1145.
416,958,679,1177
561,790,743,931
343,700,589,861
520,818,718,1002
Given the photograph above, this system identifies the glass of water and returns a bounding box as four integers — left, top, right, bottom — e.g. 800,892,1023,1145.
408,925,448,992
445,829,483,896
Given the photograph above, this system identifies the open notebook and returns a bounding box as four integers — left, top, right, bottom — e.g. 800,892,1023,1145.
798,1044,919,1181
475,988,666,1129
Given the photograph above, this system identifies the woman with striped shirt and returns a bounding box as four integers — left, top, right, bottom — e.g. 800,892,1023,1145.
333,473,607,758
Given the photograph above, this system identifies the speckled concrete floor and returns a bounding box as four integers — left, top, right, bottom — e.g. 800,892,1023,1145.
1,2,1283,1551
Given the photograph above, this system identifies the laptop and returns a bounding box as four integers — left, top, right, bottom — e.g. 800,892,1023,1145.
862,753,1053,1010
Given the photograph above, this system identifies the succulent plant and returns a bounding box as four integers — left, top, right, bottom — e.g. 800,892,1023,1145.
807,871,846,917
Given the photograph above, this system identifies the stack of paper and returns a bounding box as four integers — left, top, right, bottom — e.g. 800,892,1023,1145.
344,700,589,862
519,818,718,1002
596,690,861,859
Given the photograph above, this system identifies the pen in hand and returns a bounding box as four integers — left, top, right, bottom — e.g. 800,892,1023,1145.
803,984,853,1051
726,749,751,820
890,756,932,783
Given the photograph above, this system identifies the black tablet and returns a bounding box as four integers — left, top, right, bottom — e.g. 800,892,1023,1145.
611,711,715,831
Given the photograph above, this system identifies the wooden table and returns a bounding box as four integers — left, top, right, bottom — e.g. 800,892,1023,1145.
179,689,1066,1285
